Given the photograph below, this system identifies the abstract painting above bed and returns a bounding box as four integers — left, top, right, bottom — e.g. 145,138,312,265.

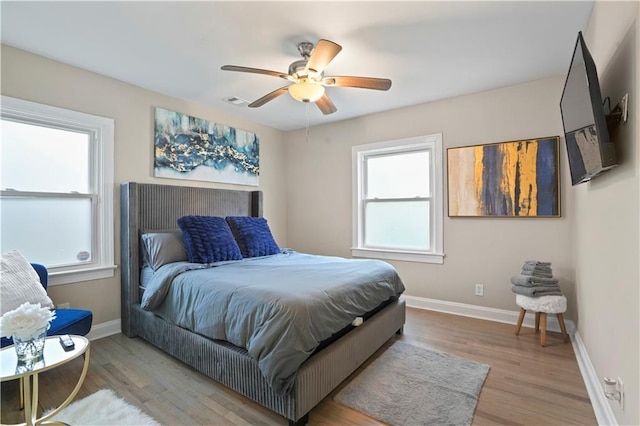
141,250,405,396
153,107,259,186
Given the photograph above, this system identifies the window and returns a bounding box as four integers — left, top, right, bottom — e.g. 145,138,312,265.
1,96,115,284
352,134,444,264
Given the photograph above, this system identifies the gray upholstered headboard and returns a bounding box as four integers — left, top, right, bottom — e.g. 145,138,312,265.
120,182,262,336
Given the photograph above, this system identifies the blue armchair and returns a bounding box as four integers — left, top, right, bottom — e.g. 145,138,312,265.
0,263,93,348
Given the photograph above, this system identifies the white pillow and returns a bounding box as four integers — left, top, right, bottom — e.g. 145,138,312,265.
1,250,54,316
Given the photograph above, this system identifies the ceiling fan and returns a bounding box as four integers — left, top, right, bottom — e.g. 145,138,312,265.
221,39,392,115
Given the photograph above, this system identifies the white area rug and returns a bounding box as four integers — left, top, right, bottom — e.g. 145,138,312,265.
44,389,160,425
335,341,490,426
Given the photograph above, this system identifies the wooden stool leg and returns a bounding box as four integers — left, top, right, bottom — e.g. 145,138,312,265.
515,308,526,335
535,312,541,333
540,313,547,347
557,313,569,342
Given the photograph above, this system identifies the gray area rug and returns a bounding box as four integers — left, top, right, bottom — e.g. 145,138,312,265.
334,341,490,426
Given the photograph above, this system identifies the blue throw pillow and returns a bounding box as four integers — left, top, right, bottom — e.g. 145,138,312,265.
177,216,242,263
226,216,280,258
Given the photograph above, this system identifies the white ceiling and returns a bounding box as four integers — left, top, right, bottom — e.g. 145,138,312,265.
1,1,593,131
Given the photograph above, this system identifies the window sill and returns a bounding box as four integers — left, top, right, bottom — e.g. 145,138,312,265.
351,248,444,264
49,265,117,286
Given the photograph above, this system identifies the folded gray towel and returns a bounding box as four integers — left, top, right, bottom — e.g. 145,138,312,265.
511,275,559,287
521,270,554,279
524,260,551,266
511,285,562,297
522,264,552,272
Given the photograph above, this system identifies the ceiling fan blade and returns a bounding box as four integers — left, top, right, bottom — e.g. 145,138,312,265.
221,65,291,80
322,76,392,91
305,39,342,74
315,93,337,115
248,86,290,108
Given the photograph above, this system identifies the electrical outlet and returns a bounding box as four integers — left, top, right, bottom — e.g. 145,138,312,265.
617,377,624,409
57,302,70,309
621,93,629,122
475,283,484,296
604,376,625,409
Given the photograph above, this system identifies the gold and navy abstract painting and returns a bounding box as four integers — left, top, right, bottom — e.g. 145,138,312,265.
447,137,559,217
154,107,259,186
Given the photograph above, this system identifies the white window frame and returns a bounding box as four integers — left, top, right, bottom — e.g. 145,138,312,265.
1,96,116,285
352,134,444,264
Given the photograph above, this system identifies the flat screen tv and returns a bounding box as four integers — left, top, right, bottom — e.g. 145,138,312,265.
560,31,618,185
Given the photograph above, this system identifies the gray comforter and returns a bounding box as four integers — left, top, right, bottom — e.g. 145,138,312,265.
141,250,405,395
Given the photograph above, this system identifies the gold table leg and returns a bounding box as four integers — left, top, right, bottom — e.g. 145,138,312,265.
22,375,33,426
19,377,24,410
9,348,91,426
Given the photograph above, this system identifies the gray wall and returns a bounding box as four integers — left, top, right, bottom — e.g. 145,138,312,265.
580,2,639,424
284,76,575,317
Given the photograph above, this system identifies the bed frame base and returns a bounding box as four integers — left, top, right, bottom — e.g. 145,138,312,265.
129,298,405,423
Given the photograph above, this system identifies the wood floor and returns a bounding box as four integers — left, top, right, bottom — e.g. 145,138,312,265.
1,307,597,425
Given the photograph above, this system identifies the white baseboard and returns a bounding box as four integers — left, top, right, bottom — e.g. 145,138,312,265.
403,295,616,426
403,295,576,334
572,331,618,426
86,318,121,341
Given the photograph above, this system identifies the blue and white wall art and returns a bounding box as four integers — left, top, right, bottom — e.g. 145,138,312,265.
154,107,259,186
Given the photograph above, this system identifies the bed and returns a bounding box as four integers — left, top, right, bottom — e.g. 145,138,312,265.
120,182,406,425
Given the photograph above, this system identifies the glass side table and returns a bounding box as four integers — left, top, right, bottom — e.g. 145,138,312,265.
1,335,90,426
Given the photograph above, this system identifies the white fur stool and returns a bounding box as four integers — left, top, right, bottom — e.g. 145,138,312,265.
515,294,569,347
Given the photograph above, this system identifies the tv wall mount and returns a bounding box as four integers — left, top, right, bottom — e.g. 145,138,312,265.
605,93,629,133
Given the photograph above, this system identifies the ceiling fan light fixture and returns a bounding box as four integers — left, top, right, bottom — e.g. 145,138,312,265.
289,80,325,103
221,38,391,114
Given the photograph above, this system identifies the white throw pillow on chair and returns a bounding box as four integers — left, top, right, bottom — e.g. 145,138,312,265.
0,250,54,316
